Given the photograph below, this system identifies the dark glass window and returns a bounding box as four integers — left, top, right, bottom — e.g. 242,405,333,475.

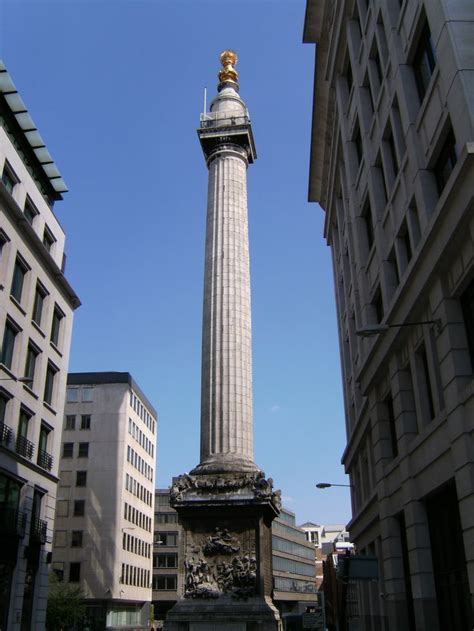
154,553,178,568
413,21,436,102
69,562,80,582
43,227,55,253
1,321,18,369
43,363,57,405
65,415,76,430
11,257,28,303
76,471,87,487
460,280,474,371
385,393,398,457
24,343,39,385
73,500,85,516
63,442,73,458
78,442,89,458
362,198,374,250
1,163,17,194
50,305,64,347
434,128,457,194
373,287,384,323
32,283,47,327
24,199,37,225
354,120,363,165
71,530,83,547
81,414,91,430
416,342,435,422
152,574,177,590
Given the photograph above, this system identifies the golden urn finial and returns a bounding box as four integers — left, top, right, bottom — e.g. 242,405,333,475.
219,49,239,85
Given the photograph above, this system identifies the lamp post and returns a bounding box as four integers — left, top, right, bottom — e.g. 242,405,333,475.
356,319,441,337
315,483,353,489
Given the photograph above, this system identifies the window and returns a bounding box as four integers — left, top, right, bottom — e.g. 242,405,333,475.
0,230,9,260
152,575,177,590
76,471,87,487
415,341,435,422
63,442,73,458
434,127,457,194
155,532,178,546
32,283,47,327
385,393,398,457
71,530,83,547
155,494,170,507
1,162,17,194
80,414,91,430
155,513,178,524
50,305,64,347
1,320,19,369
353,119,363,165
11,257,28,303
16,409,33,459
361,197,374,250
43,362,58,405
69,562,81,582
37,424,52,470
24,198,38,226
82,387,93,402
66,387,78,402
73,500,85,516
65,415,76,430
78,442,89,458
413,19,436,102
372,287,384,323
24,343,40,386
42,226,55,253
386,125,399,175
461,280,474,371
154,553,178,569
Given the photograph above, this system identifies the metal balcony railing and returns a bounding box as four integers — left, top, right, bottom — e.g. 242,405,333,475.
0,422,13,446
16,435,34,460
0,507,27,537
37,449,53,471
199,111,250,129
30,517,47,544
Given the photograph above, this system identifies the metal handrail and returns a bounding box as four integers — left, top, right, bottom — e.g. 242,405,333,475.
37,449,53,471
30,517,47,544
0,422,13,446
16,435,34,460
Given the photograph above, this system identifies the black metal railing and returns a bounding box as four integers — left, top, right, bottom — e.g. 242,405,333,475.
30,517,47,544
37,449,53,471
16,435,34,460
0,422,13,446
0,507,27,537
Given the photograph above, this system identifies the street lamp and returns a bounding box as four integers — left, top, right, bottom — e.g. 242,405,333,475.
356,319,441,338
315,482,353,489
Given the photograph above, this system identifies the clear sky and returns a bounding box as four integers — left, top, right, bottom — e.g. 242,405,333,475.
1,0,352,524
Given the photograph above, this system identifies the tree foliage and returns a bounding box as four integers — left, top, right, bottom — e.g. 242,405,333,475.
46,572,86,630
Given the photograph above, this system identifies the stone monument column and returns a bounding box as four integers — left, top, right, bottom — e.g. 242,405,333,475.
165,51,281,631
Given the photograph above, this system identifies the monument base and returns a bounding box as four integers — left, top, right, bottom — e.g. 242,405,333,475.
164,471,282,631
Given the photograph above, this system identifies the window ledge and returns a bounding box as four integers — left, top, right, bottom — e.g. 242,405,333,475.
43,401,57,415
49,341,63,357
9,295,26,316
31,320,46,338
415,66,440,133
0,363,17,380
23,384,38,399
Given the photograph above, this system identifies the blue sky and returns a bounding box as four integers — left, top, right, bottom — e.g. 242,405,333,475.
1,0,351,524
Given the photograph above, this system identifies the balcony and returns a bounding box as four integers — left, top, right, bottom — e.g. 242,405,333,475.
30,517,47,544
0,422,13,446
37,449,53,472
16,435,34,460
199,111,250,129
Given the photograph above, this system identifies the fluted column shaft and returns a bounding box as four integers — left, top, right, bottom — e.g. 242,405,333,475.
199,144,254,469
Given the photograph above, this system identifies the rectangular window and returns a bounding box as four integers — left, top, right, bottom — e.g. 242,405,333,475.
78,442,89,458
16,408,33,459
415,342,435,422
11,257,28,303
82,387,93,402
37,424,52,470
353,119,363,165
71,530,83,547
372,287,384,323
413,19,436,102
81,414,91,430
24,198,38,225
434,127,457,194
362,197,374,250
43,362,58,405
1,162,17,194
155,532,178,546
73,500,85,516
63,442,74,458
153,575,177,591
76,471,87,487
460,280,474,371
32,283,47,327
66,387,78,402
385,393,398,457
24,343,39,387
43,226,55,253
1,320,19,369
69,562,81,582
65,415,76,430
50,305,64,347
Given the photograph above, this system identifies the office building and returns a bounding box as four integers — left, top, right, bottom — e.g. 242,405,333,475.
0,61,80,629
300,522,353,586
51,372,157,629
304,1,474,629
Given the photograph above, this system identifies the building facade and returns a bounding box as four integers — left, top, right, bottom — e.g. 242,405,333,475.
0,62,80,629
304,1,474,630
300,522,353,587
51,372,157,629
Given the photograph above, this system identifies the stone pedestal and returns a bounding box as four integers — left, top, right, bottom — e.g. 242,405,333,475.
164,472,282,631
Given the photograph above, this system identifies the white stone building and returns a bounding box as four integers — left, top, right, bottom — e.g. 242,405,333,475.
52,372,157,629
0,61,80,629
304,1,474,629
